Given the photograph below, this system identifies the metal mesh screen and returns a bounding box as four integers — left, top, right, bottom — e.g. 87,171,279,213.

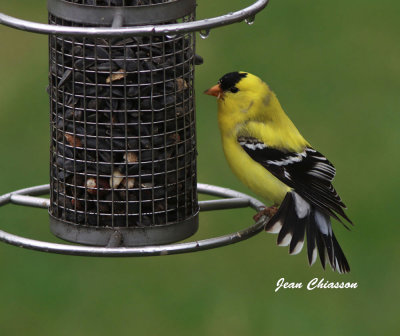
48,1,199,244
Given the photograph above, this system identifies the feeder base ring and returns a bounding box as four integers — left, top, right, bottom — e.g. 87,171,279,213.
49,212,199,247
0,183,268,257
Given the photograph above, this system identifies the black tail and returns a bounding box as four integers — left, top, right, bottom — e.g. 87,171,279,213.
265,191,350,273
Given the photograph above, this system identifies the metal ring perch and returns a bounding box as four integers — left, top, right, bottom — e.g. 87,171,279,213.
0,183,267,256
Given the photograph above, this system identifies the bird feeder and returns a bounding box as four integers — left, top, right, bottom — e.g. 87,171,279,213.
0,0,270,255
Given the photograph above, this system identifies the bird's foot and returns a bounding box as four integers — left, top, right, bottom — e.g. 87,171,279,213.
253,205,278,222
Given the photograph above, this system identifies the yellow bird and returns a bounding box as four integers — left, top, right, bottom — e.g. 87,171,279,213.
205,71,352,273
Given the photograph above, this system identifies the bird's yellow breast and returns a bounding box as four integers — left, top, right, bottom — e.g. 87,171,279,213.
221,136,291,205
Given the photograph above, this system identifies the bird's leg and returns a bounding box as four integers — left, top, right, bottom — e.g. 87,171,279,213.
253,205,279,222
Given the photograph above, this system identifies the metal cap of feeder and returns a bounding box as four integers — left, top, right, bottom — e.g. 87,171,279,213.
0,0,270,253
47,0,197,26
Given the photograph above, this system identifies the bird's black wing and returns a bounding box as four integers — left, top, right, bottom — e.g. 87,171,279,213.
238,136,352,225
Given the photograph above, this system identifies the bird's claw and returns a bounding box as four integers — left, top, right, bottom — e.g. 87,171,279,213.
253,206,278,222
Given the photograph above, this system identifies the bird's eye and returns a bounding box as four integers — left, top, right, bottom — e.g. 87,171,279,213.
230,87,239,93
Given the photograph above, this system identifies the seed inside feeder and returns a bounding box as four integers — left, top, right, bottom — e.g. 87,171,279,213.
106,69,126,83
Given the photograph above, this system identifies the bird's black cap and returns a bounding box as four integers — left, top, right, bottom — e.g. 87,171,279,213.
218,72,247,92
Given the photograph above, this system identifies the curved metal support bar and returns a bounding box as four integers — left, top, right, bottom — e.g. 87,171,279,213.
0,183,267,256
0,184,50,206
0,218,265,257
199,198,250,212
6,185,257,212
10,194,50,209
0,0,269,37
10,195,252,211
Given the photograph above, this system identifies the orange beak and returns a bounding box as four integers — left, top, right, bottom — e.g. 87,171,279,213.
204,84,223,99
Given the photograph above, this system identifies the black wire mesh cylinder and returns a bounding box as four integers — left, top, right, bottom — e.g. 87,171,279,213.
48,0,199,246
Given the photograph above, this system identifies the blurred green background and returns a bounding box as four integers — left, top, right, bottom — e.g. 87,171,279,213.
1,0,399,335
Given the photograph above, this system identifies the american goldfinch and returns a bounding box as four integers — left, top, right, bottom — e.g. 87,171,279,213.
205,71,352,273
